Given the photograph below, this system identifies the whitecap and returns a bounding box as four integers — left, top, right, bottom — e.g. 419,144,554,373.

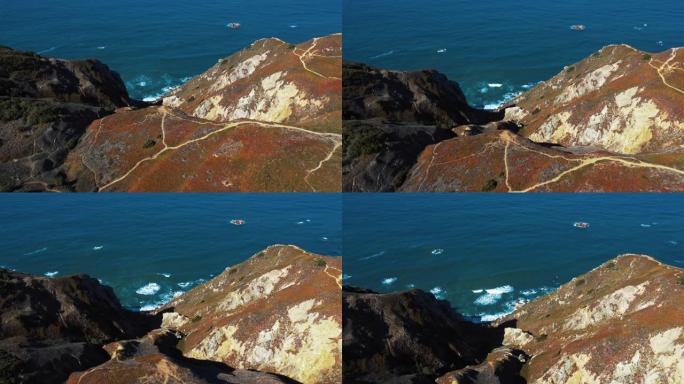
474,285,514,305
321,236,329,241
296,221,305,225
44,271,59,277
667,240,679,246
305,219,311,222
93,245,104,251
483,103,500,110
472,289,483,293
431,248,444,255
178,281,192,288
136,282,160,295
640,223,651,228
137,81,147,87
140,304,158,311
371,50,394,59
479,311,510,322
342,274,352,280
25,247,48,256
486,285,514,295
360,250,385,260
382,277,398,285
521,289,537,296
436,48,447,53
158,273,171,278
480,87,489,93
289,24,298,28
657,40,664,46
488,83,503,88
96,46,106,50
406,283,415,288
430,287,446,299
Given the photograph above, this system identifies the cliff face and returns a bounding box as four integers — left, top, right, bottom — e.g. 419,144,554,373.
1,34,341,192
342,255,684,384
342,61,503,192
161,245,342,384
0,46,132,191
0,269,155,383
513,45,684,155
0,246,341,384
500,254,684,384
343,46,684,192
64,35,342,192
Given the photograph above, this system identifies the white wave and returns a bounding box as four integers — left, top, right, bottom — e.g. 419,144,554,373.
668,240,679,246
474,285,514,305
472,289,483,293
640,223,651,228
371,50,394,59
136,282,160,295
140,304,157,311
437,48,447,53
360,250,385,261
430,287,446,299
25,247,48,256
431,248,444,255
93,245,104,251
321,236,329,241
158,273,171,278
44,271,59,277
96,46,106,50
342,274,352,280
479,311,511,322
480,87,489,93
406,283,415,288
521,289,537,296
382,277,398,285
486,285,514,295
488,83,503,88
289,24,298,28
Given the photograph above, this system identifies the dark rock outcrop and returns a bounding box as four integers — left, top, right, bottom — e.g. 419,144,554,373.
0,269,156,384
342,62,503,192
342,287,506,383
0,46,133,191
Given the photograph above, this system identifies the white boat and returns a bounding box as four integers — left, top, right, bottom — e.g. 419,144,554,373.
227,22,241,29
230,219,246,225
570,24,586,31
573,222,589,229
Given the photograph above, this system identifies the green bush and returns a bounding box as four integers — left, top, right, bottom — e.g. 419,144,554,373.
643,54,652,61
481,179,498,192
314,258,326,268
142,139,156,149
343,125,387,159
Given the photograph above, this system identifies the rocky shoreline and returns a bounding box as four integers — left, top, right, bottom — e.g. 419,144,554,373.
0,245,342,384
343,45,684,192
1,34,341,192
343,254,684,383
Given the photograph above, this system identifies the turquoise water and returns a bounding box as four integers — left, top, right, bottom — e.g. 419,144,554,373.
344,0,684,108
0,194,341,311
343,194,684,321
0,0,340,99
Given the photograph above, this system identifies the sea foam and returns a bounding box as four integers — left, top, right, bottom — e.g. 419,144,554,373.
136,282,160,295
382,277,398,285
44,271,58,277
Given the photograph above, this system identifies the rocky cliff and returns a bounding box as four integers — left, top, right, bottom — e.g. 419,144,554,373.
0,46,133,191
343,45,684,192
1,34,341,192
342,255,684,383
0,245,342,383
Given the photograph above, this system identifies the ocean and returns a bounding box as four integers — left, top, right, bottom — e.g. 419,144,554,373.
0,194,341,311
0,0,340,100
343,194,684,321
343,0,684,109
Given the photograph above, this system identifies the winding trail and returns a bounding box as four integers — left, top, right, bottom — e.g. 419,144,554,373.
96,108,341,191
304,139,341,192
649,48,684,95
293,38,341,80
324,265,342,289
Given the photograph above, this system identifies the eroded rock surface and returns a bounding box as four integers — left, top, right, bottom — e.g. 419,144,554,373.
0,269,155,383
161,245,342,384
499,254,684,384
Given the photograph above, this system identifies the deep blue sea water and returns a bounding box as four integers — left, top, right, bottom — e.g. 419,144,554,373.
344,0,684,108
343,194,684,321
0,194,341,311
0,0,340,100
